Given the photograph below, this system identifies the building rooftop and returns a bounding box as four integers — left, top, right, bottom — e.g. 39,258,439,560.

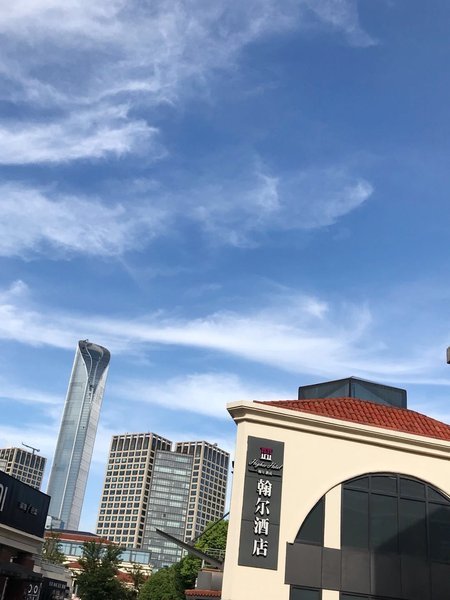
185,591,222,598
257,397,450,442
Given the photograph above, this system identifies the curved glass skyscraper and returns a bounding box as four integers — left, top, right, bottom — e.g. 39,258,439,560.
47,340,110,530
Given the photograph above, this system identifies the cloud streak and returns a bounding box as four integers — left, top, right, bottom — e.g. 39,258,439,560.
0,107,161,164
0,0,373,163
114,372,292,419
0,185,167,258
0,280,440,384
0,167,372,257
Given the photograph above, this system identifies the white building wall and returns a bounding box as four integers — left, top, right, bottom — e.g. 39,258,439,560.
221,402,450,600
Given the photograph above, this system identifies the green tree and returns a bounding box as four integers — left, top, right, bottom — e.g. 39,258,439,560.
138,563,185,600
138,520,228,600
195,519,228,555
179,519,228,589
76,541,130,600
126,563,148,598
42,532,66,565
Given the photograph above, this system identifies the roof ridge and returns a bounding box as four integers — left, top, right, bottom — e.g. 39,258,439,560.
254,397,450,442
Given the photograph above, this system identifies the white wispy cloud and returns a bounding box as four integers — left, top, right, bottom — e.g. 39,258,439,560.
302,0,376,47
0,185,167,258
0,166,372,257
0,106,161,165
0,380,61,406
0,280,439,383
114,372,292,419
0,0,373,163
191,167,373,246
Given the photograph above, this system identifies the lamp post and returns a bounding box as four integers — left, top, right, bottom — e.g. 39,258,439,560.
447,347,450,364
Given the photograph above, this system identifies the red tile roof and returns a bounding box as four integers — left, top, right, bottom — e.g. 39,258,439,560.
185,591,221,597
46,531,111,544
257,397,450,442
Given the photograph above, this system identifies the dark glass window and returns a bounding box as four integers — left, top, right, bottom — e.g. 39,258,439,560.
371,475,397,495
342,474,450,562
399,498,426,556
346,476,369,490
429,504,450,562
342,489,368,549
290,588,321,600
428,487,448,503
400,478,425,499
370,494,398,553
295,497,324,545
341,596,404,600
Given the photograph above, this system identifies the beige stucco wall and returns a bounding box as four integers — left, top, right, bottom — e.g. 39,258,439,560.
221,402,450,600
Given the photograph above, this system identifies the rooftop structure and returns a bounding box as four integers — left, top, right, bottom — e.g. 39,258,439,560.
298,376,407,408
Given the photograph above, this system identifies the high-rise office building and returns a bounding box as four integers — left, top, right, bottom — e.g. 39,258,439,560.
141,450,193,569
47,340,110,530
0,447,46,489
96,433,172,547
175,440,229,541
96,434,229,569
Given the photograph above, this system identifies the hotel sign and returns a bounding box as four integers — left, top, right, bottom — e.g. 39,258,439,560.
238,436,284,570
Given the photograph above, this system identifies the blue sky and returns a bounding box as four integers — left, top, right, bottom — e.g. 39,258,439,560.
1,0,450,532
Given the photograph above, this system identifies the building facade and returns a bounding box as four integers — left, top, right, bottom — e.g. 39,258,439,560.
96,433,172,547
142,450,193,569
0,470,50,600
97,435,229,569
221,382,450,600
0,447,46,489
176,441,229,541
47,340,110,530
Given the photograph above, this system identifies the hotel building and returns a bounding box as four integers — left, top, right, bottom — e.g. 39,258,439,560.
220,377,450,600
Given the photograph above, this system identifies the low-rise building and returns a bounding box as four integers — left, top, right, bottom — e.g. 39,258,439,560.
0,470,50,599
221,378,450,600
45,529,152,594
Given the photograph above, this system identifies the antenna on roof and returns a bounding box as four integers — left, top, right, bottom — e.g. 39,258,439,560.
22,442,40,455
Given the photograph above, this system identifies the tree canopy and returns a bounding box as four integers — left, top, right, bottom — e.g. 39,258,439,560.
42,532,66,565
76,541,131,600
139,520,228,600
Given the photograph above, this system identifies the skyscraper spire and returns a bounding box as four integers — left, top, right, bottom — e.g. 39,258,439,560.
47,340,110,530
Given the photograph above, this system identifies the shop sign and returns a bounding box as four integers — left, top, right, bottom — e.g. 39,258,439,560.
0,471,50,537
238,437,284,570
25,582,42,600
41,577,69,600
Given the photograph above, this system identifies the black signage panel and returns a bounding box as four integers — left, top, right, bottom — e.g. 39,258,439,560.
0,470,50,537
24,582,42,600
238,436,284,570
41,577,69,600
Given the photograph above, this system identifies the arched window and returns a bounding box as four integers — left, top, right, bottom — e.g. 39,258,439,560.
342,474,450,562
287,474,450,600
295,497,324,546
